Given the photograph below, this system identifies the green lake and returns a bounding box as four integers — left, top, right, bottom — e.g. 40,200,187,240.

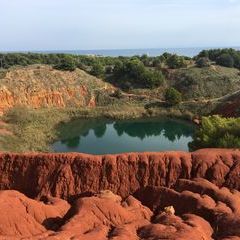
52,118,195,154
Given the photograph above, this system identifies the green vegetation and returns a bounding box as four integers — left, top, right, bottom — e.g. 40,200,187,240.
54,55,76,71
1,106,71,152
166,54,187,69
216,54,234,68
190,115,240,149
197,48,240,69
196,57,211,68
171,66,240,100
0,49,239,105
112,59,165,88
0,52,187,87
90,62,105,77
165,87,182,105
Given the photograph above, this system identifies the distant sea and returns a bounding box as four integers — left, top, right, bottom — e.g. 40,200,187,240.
36,47,240,58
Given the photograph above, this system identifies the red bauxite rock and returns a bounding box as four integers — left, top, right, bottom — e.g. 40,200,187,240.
0,149,239,239
0,149,239,200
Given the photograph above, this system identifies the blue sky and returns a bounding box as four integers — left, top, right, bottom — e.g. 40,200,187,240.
1,0,240,51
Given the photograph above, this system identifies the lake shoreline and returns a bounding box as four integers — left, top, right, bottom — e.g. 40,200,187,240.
0,105,197,153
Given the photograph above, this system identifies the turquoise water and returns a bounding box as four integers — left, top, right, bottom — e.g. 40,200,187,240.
52,118,195,154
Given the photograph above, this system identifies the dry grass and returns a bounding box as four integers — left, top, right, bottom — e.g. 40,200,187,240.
0,103,197,153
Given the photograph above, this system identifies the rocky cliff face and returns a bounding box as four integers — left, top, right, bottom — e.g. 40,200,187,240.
1,149,240,239
0,149,239,200
0,65,114,113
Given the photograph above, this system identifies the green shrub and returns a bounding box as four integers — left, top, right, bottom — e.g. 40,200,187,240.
166,54,187,69
216,54,234,68
196,57,211,68
90,62,105,77
190,115,240,149
165,87,182,105
54,55,76,71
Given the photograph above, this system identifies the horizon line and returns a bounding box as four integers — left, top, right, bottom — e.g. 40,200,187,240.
1,45,240,53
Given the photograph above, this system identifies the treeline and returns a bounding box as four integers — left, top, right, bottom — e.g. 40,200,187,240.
0,53,72,68
0,49,239,90
0,52,188,89
1,48,240,71
196,48,240,68
0,52,190,69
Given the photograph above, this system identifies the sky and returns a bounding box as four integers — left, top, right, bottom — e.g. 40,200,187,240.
1,0,240,51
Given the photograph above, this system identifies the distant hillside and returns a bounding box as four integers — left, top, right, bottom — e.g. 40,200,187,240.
0,62,240,117
0,65,115,113
169,65,240,100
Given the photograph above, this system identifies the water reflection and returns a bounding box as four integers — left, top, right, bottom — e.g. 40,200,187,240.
113,120,193,142
53,118,195,154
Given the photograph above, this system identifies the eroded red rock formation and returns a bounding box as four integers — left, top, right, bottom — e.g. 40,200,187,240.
0,65,115,114
1,180,240,240
0,149,239,200
0,149,240,239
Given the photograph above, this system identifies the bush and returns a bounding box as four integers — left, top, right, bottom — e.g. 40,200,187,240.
54,55,76,71
189,115,240,150
216,54,234,68
90,62,105,77
165,87,182,105
126,59,145,79
196,57,211,68
141,69,165,88
166,54,187,69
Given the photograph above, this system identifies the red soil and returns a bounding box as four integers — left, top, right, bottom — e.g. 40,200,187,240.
0,149,240,239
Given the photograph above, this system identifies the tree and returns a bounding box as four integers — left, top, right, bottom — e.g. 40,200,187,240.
196,57,211,68
54,55,76,71
165,87,182,105
166,54,187,69
113,60,125,77
112,59,164,88
197,50,209,58
140,54,152,67
90,62,105,77
141,69,165,88
216,54,234,68
126,59,145,79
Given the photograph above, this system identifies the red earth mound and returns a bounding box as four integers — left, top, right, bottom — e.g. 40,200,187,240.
1,179,240,239
0,149,240,239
